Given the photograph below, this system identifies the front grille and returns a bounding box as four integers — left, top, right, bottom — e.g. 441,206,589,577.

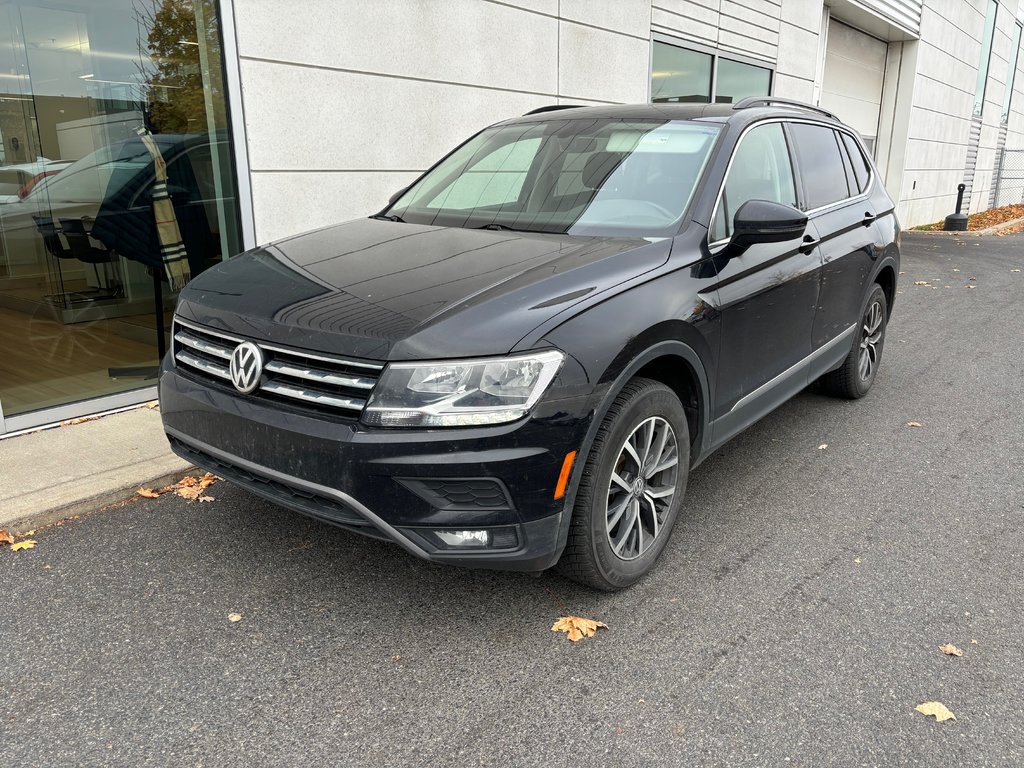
172,317,383,417
168,436,368,527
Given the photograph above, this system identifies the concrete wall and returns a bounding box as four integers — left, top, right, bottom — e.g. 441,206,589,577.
231,0,1024,242
232,0,650,243
898,0,1023,225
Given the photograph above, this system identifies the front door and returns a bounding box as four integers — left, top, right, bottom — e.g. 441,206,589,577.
706,122,819,446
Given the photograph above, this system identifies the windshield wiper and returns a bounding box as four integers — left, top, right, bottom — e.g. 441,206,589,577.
476,223,518,231
370,214,405,223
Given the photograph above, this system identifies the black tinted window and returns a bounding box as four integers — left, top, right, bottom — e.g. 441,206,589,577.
840,132,870,193
789,123,851,210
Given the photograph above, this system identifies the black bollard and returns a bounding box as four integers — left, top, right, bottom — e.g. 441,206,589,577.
943,183,969,231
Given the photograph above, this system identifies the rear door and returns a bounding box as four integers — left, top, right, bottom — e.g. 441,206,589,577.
787,122,877,370
707,121,819,443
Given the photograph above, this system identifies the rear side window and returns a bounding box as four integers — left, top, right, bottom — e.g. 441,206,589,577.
788,123,851,210
839,132,871,193
711,122,797,241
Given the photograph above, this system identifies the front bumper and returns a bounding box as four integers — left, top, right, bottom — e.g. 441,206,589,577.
159,362,592,572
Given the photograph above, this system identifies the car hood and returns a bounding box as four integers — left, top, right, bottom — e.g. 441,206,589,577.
176,218,671,360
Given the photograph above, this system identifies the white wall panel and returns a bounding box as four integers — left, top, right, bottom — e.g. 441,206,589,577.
251,171,420,243
234,0,558,95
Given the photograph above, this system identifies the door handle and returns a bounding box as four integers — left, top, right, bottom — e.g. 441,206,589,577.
861,211,876,227
799,235,819,254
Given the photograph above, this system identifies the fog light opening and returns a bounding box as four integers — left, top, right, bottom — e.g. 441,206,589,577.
435,529,491,548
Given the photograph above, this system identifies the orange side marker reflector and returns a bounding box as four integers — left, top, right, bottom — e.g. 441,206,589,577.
554,450,578,500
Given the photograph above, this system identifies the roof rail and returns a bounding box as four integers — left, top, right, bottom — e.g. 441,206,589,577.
731,97,838,121
523,104,585,116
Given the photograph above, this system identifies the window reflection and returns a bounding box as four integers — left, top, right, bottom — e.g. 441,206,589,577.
0,0,240,421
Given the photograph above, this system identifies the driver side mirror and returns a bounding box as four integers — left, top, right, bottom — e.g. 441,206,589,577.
729,199,807,252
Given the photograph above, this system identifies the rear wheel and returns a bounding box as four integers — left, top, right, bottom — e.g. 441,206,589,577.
821,283,888,399
558,378,689,591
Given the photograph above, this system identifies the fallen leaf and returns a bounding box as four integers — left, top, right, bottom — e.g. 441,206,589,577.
0,530,13,546
916,701,956,722
899,271,906,275
907,421,924,428
971,639,978,645
854,557,862,564
11,539,37,552
173,473,218,502
228,612,242,622
59,415,101,427
144,401,159,409
939,643,964,657
818,443,828,450
913,281,930,285
1011,268,1021,273
965,284,977,289
552,615,608,642
137,487,160,498
391,655,402,662
953,268,961,272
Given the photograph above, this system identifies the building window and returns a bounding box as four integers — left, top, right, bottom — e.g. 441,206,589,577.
974,0,999,117
651,40,772,105
0,0,242,426
1002,22,1022,124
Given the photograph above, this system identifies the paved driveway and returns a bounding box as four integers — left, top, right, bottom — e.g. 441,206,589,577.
3,233,1023,766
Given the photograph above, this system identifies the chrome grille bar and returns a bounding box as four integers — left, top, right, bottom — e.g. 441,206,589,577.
263,359,376,390
261,381,366,411
175,349,231,380
174,331,232,359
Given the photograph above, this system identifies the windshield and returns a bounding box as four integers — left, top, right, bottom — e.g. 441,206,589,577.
387,118,721,236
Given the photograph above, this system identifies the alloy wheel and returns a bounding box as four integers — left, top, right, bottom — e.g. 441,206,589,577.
858,299,884,382
605,416,680,561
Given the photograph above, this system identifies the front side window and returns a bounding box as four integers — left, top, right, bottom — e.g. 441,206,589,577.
711,122,796,242
389,119,721,237
788,123,852,211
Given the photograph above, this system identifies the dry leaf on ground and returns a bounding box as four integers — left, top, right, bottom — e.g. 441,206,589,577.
11,539,37,552
1012,268,1021,273
173,473,218,502
913,281,930,285
965,284,977,289
971,639,978,645
939,643,964,656
137,488,161,498
818,443,828,450
907,421,924,428
228,612,242,622
552,615,608,642
144,401,159,409
916,701,956,722
853,557,862,564
59,415,100,427
0,530,13,546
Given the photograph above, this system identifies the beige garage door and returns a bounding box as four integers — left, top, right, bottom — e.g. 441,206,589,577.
820,20,887,156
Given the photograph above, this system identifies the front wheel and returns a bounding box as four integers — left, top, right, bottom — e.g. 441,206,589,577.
821,283,888,399
557,378,689,591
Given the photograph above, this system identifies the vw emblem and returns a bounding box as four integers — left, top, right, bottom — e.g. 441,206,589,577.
229,341,263,394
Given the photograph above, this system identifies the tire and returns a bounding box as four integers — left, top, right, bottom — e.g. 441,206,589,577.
821,283,888,399
557,377,689,591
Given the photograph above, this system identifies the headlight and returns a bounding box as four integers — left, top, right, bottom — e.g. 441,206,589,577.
361,349,564,427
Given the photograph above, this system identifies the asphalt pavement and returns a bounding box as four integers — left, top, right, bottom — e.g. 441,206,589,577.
3,232,1023,767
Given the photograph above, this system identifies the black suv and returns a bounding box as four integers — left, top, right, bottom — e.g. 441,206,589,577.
160,99,899,590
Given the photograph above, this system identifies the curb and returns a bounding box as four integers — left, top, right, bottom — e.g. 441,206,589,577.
3,465,196,534
908,215,1024,236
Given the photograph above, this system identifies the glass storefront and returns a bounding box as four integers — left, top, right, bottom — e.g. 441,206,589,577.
0,0,240,430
